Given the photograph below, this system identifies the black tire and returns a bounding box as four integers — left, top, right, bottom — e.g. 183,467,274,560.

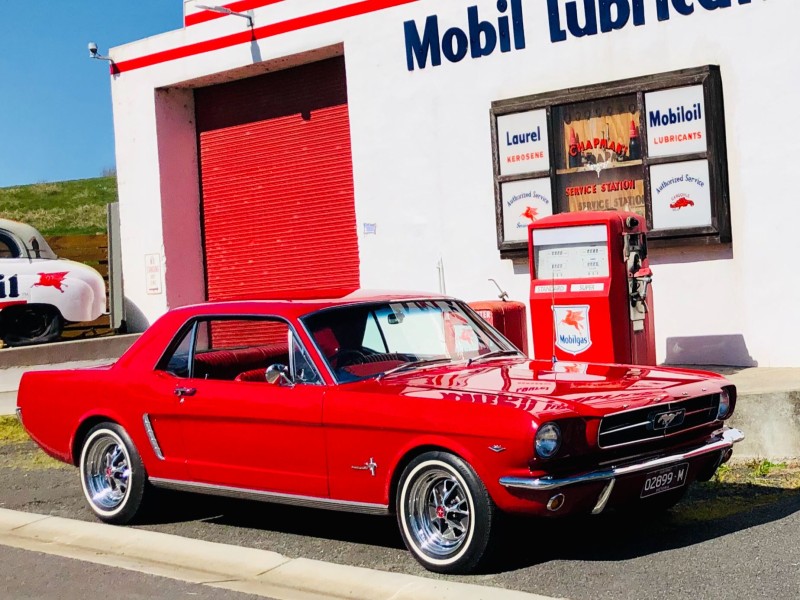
79,423,148,524
1,304,63,347
396,451,497,574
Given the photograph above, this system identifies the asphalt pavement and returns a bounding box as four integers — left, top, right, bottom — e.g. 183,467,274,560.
0,544,273,600
0,508,557,600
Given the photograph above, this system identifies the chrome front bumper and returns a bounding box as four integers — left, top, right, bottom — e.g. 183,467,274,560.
499,427,744,492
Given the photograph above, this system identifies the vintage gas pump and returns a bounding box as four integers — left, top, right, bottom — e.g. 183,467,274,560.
469,280,529,355
527,210,655,365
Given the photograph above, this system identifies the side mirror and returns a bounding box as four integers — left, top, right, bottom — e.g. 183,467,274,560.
265,364,293,386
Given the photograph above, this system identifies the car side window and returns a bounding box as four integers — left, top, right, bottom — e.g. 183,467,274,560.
0,231,21,259
159,322,196,378
158,316,323,385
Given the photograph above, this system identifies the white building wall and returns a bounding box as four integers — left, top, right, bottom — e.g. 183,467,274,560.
110,0,800,366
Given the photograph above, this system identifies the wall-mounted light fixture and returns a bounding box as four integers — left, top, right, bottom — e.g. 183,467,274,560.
88,42,112,61
196,4,254,28
88,42,119,74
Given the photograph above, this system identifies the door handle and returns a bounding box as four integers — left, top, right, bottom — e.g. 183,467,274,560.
174,387,196,398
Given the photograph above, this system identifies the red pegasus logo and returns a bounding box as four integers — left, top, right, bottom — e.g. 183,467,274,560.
561,310,584,333
670,197,695,210
563,363,581,373
34,271,69,293
521,206,539,222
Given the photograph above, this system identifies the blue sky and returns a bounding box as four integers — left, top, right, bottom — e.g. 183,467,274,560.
0,1,182,187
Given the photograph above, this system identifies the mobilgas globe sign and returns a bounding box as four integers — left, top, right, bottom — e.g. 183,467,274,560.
404,0,757,71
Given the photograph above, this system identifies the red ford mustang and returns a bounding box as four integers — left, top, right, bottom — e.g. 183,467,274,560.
16,291,743,574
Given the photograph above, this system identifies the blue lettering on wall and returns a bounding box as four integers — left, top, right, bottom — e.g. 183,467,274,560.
546,0,753,44
404,0,757,70
404,0,525,71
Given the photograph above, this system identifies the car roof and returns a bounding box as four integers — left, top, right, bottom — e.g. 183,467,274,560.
0,218,58,259
172,289,455,319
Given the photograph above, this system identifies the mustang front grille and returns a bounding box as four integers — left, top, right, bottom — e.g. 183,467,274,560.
598,394,721,449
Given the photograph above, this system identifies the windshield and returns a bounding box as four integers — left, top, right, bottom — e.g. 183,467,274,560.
302,299,519,383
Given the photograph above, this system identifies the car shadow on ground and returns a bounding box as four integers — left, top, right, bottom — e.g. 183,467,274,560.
487,481,800,574
145,489,406,550
143,478,800,574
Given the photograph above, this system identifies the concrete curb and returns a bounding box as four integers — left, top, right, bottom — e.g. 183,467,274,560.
0,508,563,600
0,334,141,368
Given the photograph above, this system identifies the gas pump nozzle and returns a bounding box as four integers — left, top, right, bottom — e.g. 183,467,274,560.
629,266,653,309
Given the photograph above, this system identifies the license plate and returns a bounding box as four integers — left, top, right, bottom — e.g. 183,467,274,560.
640,462,689,498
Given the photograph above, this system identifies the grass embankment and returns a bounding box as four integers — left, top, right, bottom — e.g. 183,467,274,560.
660,458,800,524
0,415,66,470
0,176,115,236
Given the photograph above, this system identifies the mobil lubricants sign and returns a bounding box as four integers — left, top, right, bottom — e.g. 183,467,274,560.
404,0,526,71
403,0,759,71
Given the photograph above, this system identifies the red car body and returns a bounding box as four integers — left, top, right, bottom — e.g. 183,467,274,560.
16,291,743,574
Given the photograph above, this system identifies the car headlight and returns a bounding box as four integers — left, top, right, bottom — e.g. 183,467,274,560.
535,422,561,459
717,389,731,420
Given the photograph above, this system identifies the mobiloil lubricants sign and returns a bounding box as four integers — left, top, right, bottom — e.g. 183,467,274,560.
645,85,707,158
404,0,758,70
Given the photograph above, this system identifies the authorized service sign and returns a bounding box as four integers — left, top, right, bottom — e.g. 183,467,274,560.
650,160,712,231
501,177,553,243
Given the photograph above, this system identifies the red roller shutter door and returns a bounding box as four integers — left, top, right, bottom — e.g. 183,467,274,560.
196,57,359,301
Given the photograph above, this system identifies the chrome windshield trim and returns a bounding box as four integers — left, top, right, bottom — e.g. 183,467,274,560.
499,427,744,492
142,414,164,460
148,477,390,515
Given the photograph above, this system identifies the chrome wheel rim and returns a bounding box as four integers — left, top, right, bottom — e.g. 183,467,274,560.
405,467,471,558
83,434,131,511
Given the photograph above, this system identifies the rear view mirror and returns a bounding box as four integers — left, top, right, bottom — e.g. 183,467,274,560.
265,364,293,387
387,312,404,325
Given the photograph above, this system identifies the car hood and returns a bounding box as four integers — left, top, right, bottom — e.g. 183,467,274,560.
357,358,729,419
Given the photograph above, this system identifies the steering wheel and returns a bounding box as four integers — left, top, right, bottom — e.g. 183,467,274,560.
330,349,367,367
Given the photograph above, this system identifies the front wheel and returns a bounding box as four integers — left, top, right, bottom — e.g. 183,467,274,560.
396,451,497,574
0,304,63,346
79,423,148,524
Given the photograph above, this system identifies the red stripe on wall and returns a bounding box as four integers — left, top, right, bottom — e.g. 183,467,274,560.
185,0,286,27
116,0,418,73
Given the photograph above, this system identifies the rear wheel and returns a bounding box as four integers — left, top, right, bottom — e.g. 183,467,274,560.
0,304,63,346
79,423,148,524
396,451,497,574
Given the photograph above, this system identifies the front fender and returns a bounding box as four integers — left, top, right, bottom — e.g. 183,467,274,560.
28,276,100,322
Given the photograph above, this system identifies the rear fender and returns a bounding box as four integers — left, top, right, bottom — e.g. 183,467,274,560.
69,409,128,465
